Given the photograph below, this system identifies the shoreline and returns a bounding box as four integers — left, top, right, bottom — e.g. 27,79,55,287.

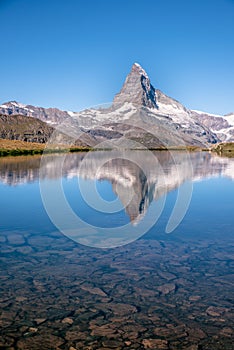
0,139,92,157
1,138,234,157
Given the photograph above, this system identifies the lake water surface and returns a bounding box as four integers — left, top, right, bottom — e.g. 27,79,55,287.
0,151,233,349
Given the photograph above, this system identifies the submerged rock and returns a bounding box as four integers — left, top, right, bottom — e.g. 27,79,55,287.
142,338,169,349
157,283,176,295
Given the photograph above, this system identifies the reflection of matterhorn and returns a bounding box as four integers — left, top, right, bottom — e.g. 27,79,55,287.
74,150,234,224
76,151,193,224
1,151,234,224
78,155,156,223
110,161,155,224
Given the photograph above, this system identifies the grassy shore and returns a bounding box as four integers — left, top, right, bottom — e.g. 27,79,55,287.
211,142,234,157
0,138,213,157
0,139,91,156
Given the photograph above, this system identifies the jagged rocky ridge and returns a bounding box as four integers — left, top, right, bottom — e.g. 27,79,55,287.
191,110,234,142
113,63,158,109
0,101,70,124
0,63,233,147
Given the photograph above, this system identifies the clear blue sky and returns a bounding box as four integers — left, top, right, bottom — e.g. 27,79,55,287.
0,0,233,115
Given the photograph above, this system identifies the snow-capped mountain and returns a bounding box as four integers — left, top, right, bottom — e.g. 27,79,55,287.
0,63,233,147
0,101,70,124
64,63,219,147
113,63,158,109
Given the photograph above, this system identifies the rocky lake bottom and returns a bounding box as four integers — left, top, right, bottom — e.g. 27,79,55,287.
0,230,233,350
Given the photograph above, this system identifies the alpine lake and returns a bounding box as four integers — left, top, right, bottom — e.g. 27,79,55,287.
0,150,233,350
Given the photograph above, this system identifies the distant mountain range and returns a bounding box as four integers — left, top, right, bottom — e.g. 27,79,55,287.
0,63,233,148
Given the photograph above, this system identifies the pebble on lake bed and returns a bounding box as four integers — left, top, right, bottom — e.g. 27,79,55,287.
157,283,176,295
142,338,169,349
62,317,74,325
206,306,225,317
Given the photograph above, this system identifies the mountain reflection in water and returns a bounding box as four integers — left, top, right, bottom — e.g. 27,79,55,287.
0,151,234,225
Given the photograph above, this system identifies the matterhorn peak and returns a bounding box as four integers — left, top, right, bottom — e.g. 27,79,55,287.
113,63,158,109
132,62,149,78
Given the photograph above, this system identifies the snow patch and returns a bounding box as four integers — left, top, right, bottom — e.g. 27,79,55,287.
67,111,78,117
0,101,26,109
223,114,234,126
77,102,137,126
155,102,194,127
192,110,223,118
133,63,149,79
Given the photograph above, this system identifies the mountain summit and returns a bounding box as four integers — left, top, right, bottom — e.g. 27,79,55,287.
113,63,158,109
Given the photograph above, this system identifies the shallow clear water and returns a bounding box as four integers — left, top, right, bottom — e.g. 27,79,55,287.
0,151,233,349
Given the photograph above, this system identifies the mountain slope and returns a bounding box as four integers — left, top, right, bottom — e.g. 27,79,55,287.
192,110,234,142
0,114,54,143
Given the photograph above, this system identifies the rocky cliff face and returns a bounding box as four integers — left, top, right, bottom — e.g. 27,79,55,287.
113,63,158,109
